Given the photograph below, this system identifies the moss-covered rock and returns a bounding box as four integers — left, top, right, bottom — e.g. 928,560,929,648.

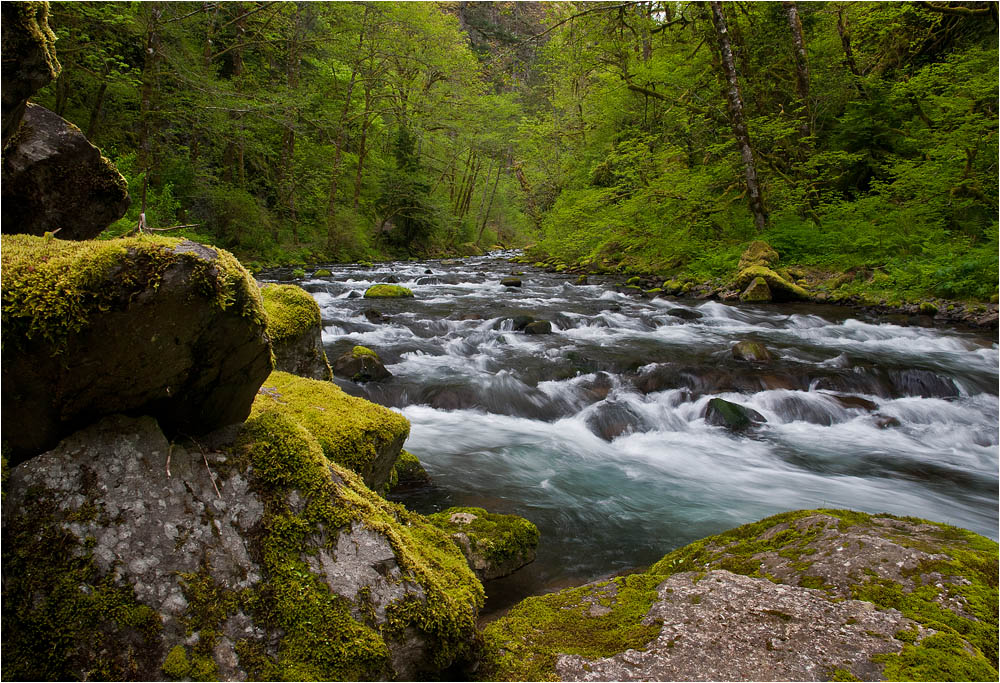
255,370,407,490
426,507,540,581
737,240,780,271
2,104,129,239
740,275,772,302
732,340,773,362
480,509,998,682
704,397,766,431
1,235,272,462
332,344,392,383
260,283,332,381
1,1,60,148
734,265,810,302
313,268,332,277
364,284,414,298
389,449,431,492
2,403,484,681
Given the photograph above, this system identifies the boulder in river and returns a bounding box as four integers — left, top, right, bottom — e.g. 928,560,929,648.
523,320,553,335
585,400,650,441
501,277,523,287
2,400,483,680
260,283,332,381
732,340,773,363
426,507,539,582
739,275,772,303
479,509,998,681
1,235,272,463
704,397,766,431
2,104,130,239
364,284,413,298
666,307,703,320
2,0,60,148
333,345,393,384
388,449,431,492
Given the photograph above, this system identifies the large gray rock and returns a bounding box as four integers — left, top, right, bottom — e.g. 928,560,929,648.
1,235,273,463
2,409,483,681
1,1,60,148
2,104,129,239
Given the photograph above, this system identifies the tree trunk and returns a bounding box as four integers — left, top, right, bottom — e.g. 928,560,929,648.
474,157,494,231
85,75,108,139
478,158,503,242
836,6,863,85
709,1,768,232
783,1,812,137
138,6,162,186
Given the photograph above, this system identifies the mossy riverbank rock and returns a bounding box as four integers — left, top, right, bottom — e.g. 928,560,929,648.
389,450,431,492
2,104,129,239
738,240,780,270
740,275,773,302
333,345,392,383
364,284,414,298
734,265,810,302
426,507,540,582
480,509,998,682
1,1,60,148
1,235,272,462
256,370,407,490
2,401,484,680
260,283,332,381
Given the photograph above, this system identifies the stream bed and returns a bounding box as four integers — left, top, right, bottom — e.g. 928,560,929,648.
263,252,998,617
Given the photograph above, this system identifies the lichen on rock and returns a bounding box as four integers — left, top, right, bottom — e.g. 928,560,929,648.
254,370,409,490
260,283,332,381
426,506,540,581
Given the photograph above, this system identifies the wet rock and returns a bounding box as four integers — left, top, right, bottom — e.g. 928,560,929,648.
666,308,703,320
576,274,589,285
481,510,998,682
426,507,539,582
739,276,772,303
3,403,482,680
260,284,332,381
585,400,650,441
416,276,441,285
388,449,431,492
364,284,413,298
732,340,773,363
501,277,523,287
2,1,60,148
1,236,272,463
2,104,129,239
523,320,553,335
873,414,902,429
348,290,362,298
578,372,616,402
313,268,332,277
510,315,534,331
364,308,386,323
825,393,878,412
424,269,433,274
332,345,392,383
704,397,766,431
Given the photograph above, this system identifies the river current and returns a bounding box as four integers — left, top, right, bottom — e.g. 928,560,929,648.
265,251,998,616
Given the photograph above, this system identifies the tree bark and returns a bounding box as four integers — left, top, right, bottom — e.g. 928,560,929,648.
783,1,812,137
478,157,503,242
836,6,863,86
709,1,767,232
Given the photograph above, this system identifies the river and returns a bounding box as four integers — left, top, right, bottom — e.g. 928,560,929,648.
265,251,999,617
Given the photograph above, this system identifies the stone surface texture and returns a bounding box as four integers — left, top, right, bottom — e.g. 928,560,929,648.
1,1,60,147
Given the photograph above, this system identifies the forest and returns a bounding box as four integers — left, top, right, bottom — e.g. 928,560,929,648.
36,0,999,302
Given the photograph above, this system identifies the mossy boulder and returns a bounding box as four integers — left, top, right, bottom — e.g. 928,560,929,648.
364,284,414,298
332,344,392,383
2,401,484,680
1,1,60,148
732,340,773,363
260,283,332,381
737,240,780,270
480,509,998,682
704,397,766,431
313,268,332,277
1,235,272,463
426,507,540,582
740,275,773,302
256,370,407,490
2,104,129,239
389,450,431,492
523,320,553,335
734,265,810,302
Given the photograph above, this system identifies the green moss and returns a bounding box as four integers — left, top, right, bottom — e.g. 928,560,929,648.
389,450,431,491
313,268,332,277
733,265,810,301
291,267,306,278
1,234,266,356
830,666,862,681
254,371,409,483
876,632,997,681
2,487,163,680
260,284,322,344
364,284,414,298
351,345,380,360
162,645,191,680
480,573,664,681
738,240,780,270
426,507,540,569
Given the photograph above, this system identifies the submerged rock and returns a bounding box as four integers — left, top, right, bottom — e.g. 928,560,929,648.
666,308,703,320
260,283,332,381
426,507,539,582
2,403,483,681
333,345,392,383
732,340,773,363
2,104,129,239
704,397,766,431
480,509,998,682
585,400,650,441
1,235,272,463
523,320,553,335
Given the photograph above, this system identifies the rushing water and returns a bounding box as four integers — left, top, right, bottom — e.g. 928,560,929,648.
264,252,999,616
